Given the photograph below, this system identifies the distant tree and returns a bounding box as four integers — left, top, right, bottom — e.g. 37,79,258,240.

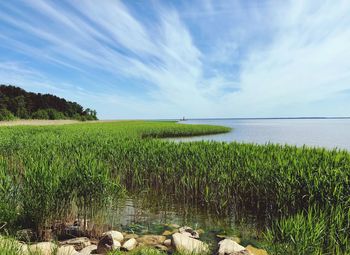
46,109,66,120
82,108,98,121
0,108,15,121
0,85,98,121
14,96,29,119
32,109,50,119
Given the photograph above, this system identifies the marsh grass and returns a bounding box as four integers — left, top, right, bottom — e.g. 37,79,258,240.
0,121,349,254
264,205,350,254
0,236,47,255
0,236,23,255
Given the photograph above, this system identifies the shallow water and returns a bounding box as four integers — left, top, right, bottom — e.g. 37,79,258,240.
171,118,350,150
101,195,263,248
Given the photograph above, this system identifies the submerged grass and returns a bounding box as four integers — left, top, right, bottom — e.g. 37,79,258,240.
0,120,349,254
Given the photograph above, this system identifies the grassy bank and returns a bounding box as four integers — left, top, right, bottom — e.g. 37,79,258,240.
0,121,349,254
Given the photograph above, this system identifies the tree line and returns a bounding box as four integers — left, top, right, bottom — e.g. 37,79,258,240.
0,85,97,121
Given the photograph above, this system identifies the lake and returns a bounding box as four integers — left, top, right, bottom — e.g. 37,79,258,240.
171,118,350,150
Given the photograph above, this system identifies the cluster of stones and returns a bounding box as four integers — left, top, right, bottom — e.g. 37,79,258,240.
8,225,267,255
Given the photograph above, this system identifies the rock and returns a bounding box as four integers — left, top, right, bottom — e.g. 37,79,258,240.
57,245,79,255
122,238,137,251
16,229,36,242
124,233,139,240
155,244,168,252
179,226,200,239
59,237,91,250
172,233,209,254
137,235,166,246
163,239,172,247
28,242,57,255
246,245,268,255
113,241,122,250
217,235,241,244
96,232,122,254
217,239,250,255
103,230,124,242
79,245,97,255
181,232,193,238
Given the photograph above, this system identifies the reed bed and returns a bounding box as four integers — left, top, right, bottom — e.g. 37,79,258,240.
0,121,349,254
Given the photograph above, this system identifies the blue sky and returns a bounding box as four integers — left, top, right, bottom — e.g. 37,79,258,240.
0,0,350,119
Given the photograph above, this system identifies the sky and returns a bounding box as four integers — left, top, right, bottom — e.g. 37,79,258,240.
0,0,350,119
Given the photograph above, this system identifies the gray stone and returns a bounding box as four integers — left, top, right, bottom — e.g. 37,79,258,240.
172,233,209,254
217,239,250,255
179,226,200,239
122,238,137,251
103,230,124,242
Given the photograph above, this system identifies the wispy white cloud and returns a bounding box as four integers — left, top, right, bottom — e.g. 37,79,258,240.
0,0,349,118
222,0,350,117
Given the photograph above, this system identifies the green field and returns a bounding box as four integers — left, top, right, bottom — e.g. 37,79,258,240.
0,121,349,254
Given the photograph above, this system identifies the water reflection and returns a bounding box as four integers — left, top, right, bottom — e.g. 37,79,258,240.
91,192,264,249
110,196,237,231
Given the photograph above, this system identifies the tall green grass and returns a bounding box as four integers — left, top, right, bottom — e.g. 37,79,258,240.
0,121,349,254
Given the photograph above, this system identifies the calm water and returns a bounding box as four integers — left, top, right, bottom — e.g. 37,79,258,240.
172,118,350,150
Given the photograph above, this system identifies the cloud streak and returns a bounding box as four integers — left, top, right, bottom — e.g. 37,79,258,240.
0,0,349,118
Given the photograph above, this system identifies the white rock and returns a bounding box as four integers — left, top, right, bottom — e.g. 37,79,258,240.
28,242,57,255
122,238,137,251
112,240,121,250
103,230,124,242
218,239,250,255
80,245,97,255
172,233,209,254
57,245,79,255
179,226,200,239
181,232,193,238
96,230,123,253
